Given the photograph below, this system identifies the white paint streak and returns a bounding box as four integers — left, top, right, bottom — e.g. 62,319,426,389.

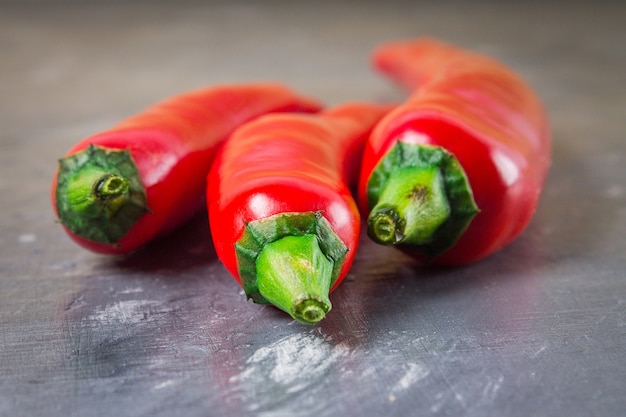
231,332,350,395
153,380,176,390
88,300,159,324
118,287,144,294
531,345,547,358
360,366,377,378
390,362,430,394
18,234,36,243
606,184,624,198
482,375,504,401
430,392,446,413
431,381,466,413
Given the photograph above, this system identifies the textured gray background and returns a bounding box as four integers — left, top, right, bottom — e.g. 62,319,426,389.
1,1,625,416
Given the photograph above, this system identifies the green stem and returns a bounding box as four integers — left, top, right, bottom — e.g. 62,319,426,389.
365,142,479,259
96,174,130,199
55,144,149,245
256,235,332,324
367,166,450,246
65,169,130,218
234,211,348,324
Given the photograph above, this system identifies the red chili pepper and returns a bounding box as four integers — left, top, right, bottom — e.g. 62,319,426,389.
208,102,391,324
52,83,322,254
358,38,551,265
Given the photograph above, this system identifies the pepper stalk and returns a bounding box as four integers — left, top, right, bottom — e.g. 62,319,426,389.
55,144,150,245
235,211,347,325
365,141,479,259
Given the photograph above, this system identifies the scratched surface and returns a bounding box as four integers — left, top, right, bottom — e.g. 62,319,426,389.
1,1,625,416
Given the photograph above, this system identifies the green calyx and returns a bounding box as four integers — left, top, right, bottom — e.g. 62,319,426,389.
257,235,332,324
55,144,150,245
366,142,478,259
235,211,348,325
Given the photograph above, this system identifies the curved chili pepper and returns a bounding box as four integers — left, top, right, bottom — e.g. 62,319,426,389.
52,83,322,254
358,38,551,265
208,102,391,324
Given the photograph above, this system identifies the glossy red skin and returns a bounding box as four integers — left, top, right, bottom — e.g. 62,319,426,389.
51,83,322,254
208,103,392,291
358,38,551,265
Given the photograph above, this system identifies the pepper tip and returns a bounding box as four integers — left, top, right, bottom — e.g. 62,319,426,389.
367,206,405,245
293,299,330,325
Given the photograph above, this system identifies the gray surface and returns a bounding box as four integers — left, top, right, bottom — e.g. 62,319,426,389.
1,1,625,416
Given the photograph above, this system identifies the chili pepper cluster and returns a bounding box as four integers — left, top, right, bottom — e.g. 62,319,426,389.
51,37,551,325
